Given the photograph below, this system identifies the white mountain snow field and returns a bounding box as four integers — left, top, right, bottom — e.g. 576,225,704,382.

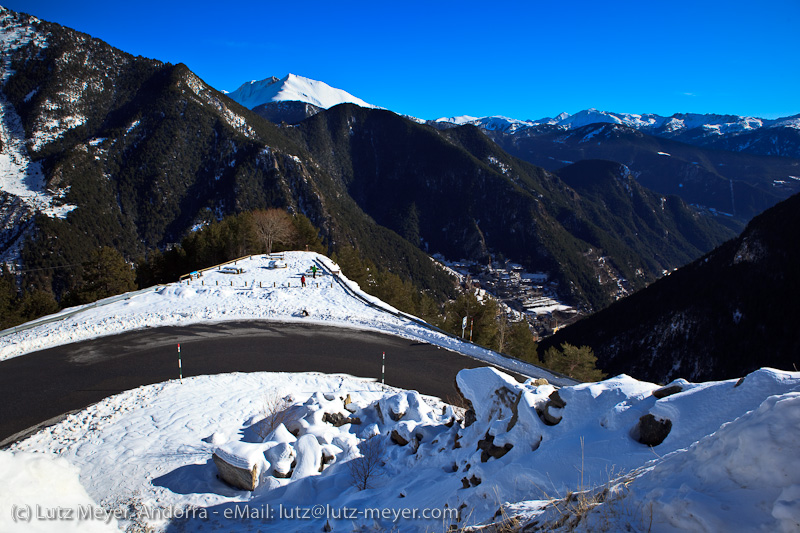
225,74,377,110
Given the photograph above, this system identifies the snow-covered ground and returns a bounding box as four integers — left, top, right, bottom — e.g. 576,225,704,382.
1,250,799,532
0,251,558,381
2,367,798,532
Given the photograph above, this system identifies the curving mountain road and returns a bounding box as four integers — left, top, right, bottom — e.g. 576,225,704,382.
0,321,498,446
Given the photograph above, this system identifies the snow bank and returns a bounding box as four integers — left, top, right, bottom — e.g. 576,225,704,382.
7,366,799,532
0,450,118,532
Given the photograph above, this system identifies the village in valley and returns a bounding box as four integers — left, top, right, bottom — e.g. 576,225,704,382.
433,255,582,340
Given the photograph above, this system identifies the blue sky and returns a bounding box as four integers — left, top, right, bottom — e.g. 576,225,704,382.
5,0,799,120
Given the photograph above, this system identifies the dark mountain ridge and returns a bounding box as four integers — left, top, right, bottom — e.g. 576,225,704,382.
287,105,735,309
541,191,800,383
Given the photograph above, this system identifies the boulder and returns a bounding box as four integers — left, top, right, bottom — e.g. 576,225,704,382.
636,414,672,446
323,412,361,427
537,390,566,426
265,442,295,478
212,441,269,490
291,434,322,480
477,433,513,462
212,453,260,491
652,384,683,399
390,429,409,446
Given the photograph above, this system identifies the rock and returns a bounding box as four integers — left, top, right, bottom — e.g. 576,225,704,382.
537,390,566,426
469,475,481,487
548,390,566,408
477,433,513,462
291,434,322,480
390,429,409,446
212,441,270,490
455,368,521,427
463,409,477,427
381,393,408,421
322,412,361,427
461,477,470,489
344,394,358,413
266,441,295,478
636,414,672,446
212,453,259,491
652,384,683,399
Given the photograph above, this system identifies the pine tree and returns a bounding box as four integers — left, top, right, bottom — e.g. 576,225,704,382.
507,320,539,363
444,293,499,347
0,265,20,329
292,213,325,253
541,343,607,382
71,247,136,304
18,289,59,321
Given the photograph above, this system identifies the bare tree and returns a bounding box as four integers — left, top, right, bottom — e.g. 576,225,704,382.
496,311,509,353
254,393,294,440
252,208,296,254
348,435,386,490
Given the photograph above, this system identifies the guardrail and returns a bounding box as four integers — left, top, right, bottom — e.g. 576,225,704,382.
313,257,579,387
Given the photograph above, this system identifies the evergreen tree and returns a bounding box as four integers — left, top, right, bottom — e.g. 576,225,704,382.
541,343,607,382
443,293,499,348
506,320,539,363
70,247,136,304
18,289,59,321
0,265,20,329
292,213,325,253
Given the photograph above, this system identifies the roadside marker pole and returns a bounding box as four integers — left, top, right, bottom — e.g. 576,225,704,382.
382,352,385,385
178,343,183,383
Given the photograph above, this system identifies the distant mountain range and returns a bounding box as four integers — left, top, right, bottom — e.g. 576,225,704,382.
434,108,800,144
226,75,799,224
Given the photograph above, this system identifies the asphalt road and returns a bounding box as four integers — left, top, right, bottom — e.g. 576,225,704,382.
0,321,493,445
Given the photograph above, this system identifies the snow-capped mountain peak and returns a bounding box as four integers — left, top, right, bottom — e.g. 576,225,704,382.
433,108,800,140
225,73,377,111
